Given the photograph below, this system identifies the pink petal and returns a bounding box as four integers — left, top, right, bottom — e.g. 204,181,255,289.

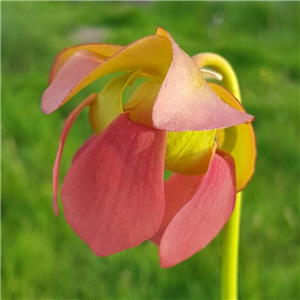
61,113,167,256
49,43,123,83
151,173,205,245
153,30,253,131
42,35,172,115
53,94,98,216
42,51,102,114
158,150,236,268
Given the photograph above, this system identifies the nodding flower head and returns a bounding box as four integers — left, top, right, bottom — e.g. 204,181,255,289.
41,27,256,268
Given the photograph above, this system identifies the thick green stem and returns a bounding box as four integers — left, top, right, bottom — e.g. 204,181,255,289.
221,192,242,300
193,53,243,300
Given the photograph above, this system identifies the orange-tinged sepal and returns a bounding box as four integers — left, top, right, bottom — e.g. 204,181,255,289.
210,83,256,191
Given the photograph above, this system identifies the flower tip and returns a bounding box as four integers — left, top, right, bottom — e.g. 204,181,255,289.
232,109,254,127
159,261,170,269
159,254,179,269
41,92,57,115
40,99,50,115
246,115,255,124
155,27,171,40
158,256,169,269
240,113,254,126
53,196,59,217
155,26,166,34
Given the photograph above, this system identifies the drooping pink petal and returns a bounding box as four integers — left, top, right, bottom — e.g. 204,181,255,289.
52,93,98,216
49,43,123,83
42,51,102,114
42,35,172,114
153,28,253,131
71,134,97,164
152,143,216,245
61,113,167,256
158,150,236,268
151,173,205,245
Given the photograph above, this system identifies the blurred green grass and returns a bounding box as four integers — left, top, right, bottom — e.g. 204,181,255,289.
1,1,299,299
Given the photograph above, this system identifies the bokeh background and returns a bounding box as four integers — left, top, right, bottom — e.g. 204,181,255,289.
2,1,299,299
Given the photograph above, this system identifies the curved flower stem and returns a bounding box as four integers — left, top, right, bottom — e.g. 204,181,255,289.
193,53,241,100
194,53,243,300
221,192,242,300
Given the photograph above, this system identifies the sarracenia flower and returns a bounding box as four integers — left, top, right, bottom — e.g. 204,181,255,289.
42,28,256,268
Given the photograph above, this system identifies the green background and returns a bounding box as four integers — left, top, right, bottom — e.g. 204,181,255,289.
2,1,299,299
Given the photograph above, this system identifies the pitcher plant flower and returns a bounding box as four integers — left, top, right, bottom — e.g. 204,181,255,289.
41,27,256,269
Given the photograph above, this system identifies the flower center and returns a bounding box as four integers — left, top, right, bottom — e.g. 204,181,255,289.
90,73,217,175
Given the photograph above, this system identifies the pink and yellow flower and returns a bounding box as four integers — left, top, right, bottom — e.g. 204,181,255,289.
41,28,256,268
